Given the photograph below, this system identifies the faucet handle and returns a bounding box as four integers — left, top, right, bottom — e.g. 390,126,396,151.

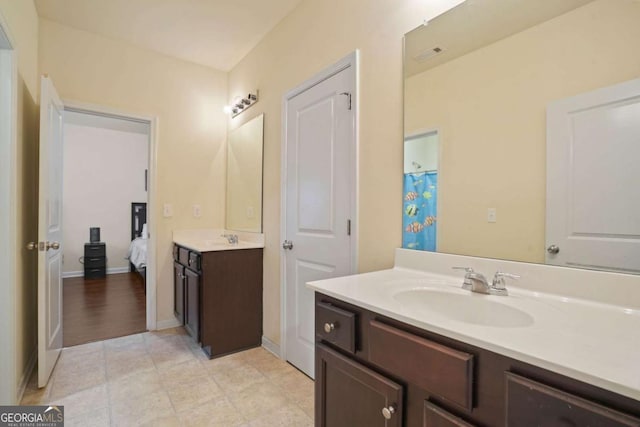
492,271,520,290
452,267,474,290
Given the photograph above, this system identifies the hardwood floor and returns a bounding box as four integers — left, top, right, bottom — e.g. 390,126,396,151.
63,272,146,347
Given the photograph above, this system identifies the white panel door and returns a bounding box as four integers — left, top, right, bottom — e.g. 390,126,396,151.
284,65,354,378
546,78,640,273
37,76,64,387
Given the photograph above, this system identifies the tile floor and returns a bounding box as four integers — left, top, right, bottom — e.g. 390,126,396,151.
21,328,314,426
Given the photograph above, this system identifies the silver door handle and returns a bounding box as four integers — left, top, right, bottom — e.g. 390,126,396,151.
547,245,560,254
46,241,60,250
26,242,38,251
282,240,293,250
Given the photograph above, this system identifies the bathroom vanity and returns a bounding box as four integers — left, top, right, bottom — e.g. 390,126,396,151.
173,229,264,358
308,249,640,427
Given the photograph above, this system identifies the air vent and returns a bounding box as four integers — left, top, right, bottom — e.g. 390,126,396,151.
414,46,445,62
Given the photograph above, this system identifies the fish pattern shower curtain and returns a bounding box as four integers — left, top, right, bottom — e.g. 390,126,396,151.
402,172,437,251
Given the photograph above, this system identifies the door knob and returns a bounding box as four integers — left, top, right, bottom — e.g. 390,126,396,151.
381,405,396,420
547,245,560,254
26,242,38,251
46,241,60,250
282,240,293,250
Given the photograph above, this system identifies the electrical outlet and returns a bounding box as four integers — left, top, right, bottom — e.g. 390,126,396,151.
163,203,173,218
487,208,497,223
193,204,202,218
246,206,254,218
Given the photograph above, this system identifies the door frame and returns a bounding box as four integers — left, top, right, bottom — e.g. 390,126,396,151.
279,50,360,360
62,100,159,330
0,11,18,405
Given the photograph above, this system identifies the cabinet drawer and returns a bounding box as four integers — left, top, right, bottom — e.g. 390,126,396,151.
424,401,475,427
84,267,106,279
178,247,190,266
316,302,356,353
505,372,640,427
369,320,474,411
188,251,201,271
84,256,106,268
84,243,105,257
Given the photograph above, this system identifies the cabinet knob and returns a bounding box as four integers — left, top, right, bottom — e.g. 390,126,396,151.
381,405,396,420
323,322,336,333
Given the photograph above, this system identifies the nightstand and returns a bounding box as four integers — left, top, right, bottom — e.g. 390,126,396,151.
84,242,106,279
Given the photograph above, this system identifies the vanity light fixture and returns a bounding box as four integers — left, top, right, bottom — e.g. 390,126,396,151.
224,91,259,118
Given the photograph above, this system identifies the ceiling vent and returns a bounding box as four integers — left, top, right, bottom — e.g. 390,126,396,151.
414,46,445,62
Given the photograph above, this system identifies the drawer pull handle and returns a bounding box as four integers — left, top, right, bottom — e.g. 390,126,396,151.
381,405,396,420
323,322,336,333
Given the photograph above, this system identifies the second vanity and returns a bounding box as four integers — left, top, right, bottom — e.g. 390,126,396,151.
173,229,264,358
308,249,640,426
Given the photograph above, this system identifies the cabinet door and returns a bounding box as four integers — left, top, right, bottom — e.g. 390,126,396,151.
173,262,185,324
316,344,403,427
184,268,200,341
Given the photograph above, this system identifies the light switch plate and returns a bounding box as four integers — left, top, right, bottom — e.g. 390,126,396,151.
193,204,202,218
163,203,173,218
246,206,254,218
487,208,497,223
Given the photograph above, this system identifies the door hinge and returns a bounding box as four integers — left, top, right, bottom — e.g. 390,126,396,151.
340,92,352,110
347,219,351,236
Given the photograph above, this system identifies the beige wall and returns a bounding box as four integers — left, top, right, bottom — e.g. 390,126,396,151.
405,0,640,263
0,0,39,403
227,0,464,345
39,19,229,325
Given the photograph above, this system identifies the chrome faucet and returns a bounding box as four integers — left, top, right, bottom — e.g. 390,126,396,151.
452,267,519,296
222,233,239,244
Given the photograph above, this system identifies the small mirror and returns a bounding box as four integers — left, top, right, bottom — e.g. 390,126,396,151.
226,114,264,232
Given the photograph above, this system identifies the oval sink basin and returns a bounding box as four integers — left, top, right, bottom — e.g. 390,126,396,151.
393,288,534,328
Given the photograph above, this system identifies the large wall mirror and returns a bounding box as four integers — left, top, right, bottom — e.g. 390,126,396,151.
226,114,264,232
403,0,640,273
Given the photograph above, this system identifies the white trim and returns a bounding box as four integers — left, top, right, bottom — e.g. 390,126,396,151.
155,317,181,330
0,11,18,405
62,266,132,279
279,50,360,362
261,335,282,359
16,348,37,403
61,99,159,331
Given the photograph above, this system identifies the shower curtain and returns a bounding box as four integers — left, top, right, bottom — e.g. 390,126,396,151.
402,172,437,251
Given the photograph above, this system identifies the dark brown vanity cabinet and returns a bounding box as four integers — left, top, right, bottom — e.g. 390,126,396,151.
314,293,640,427
173,244,263,358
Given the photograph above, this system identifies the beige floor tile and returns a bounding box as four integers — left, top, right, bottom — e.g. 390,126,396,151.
106,349,155,380
108,369,163,404
64,406,110,427
21,371,53,405
156,359,205,382
138,414,183,427
297,393,315,419
228,381,290,422
211,364,266,394
248,404,314,427
201,352,249,375
52,384,109,419
178,396,246,427
50,359,107,400
110,389,175,427
250,355,297,379
147,336,196,368
164,375,224,413
103,333,145,349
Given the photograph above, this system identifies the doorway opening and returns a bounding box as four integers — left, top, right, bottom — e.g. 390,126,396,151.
60,108,154,347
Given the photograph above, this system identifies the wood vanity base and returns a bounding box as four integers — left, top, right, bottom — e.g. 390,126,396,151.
314,293,640,427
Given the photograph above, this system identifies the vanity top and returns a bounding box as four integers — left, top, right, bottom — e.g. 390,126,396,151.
173,229,264,252
307,249,640,401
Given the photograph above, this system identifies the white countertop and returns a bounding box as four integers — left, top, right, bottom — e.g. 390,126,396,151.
307,249,640,401
173,229,264,252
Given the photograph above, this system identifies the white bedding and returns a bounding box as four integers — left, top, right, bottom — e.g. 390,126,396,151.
127,237,148,269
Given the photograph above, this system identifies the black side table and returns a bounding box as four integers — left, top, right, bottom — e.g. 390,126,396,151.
84,242,106,279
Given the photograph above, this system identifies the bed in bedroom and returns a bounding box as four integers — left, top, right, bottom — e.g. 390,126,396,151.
127,202,148,291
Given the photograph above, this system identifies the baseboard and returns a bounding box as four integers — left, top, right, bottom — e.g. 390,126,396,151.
62,267,131,279
155,317,181,331
17,347,37,404
261,336,282,359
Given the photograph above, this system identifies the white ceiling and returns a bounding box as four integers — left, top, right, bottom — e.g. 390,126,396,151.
404,0,594,77
35,0,304,71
